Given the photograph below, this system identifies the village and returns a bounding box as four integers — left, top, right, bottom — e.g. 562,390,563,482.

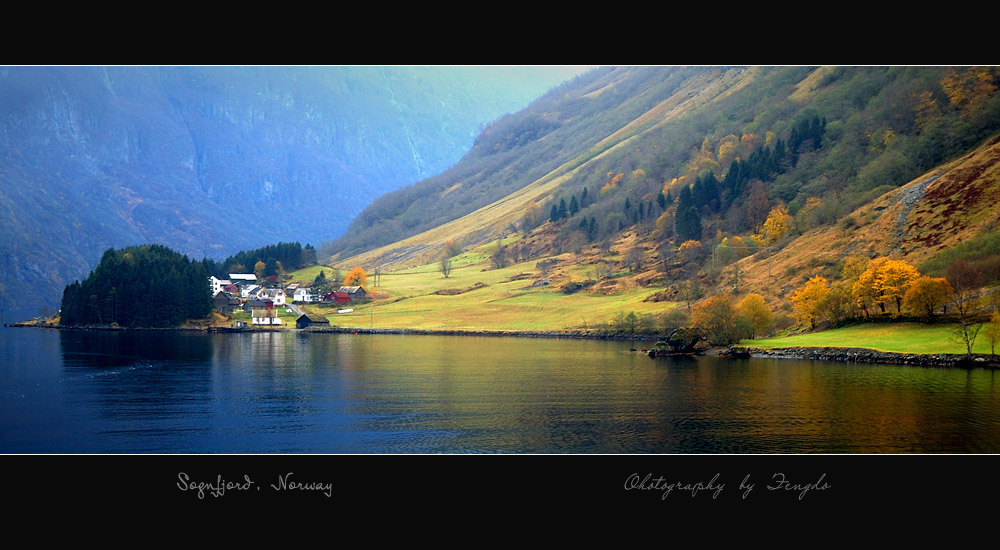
208,272,366,330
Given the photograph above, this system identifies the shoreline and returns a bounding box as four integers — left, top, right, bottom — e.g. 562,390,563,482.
747,346,1000,369
5,321,660,341
9,322,1000,368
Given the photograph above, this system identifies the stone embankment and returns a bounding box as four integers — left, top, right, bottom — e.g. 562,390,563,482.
749,346,999,368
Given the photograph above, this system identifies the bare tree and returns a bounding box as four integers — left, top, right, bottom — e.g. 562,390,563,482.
440,257,452,278
625,246,644,272
599,239,612,257
490,239,508,270
948,260,985,356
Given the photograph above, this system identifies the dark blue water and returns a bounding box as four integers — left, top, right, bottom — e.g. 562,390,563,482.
2,326,998,453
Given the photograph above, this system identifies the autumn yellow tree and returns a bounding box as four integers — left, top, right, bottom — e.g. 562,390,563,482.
717,134,740,168
874,259,921,315
842,256,871,281
791,275,830,329
344,267,367,289
761,204,794,245
852,257,921,316
903,277,954,318
253,260,266,281
941,67,999,111
912,90,941,131
852,257,889,316
652,211,674,241
738,293,773,339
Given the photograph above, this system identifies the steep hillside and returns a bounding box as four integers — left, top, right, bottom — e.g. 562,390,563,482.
329,66,756,268
328,66,1000,331
730,134,1000,310
0,66,584,310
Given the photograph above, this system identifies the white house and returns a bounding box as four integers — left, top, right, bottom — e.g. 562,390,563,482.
251,308,282,326
264,288,286,306
242,285,265,299
292,287,314,303
209,276,232,296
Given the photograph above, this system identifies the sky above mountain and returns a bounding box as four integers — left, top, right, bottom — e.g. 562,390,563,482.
0,65,589,313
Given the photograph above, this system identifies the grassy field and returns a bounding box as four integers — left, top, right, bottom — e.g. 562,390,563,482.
746,322,997,355
290,240,678,332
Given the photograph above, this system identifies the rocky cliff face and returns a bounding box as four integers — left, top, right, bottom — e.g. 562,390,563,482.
0,66,583,310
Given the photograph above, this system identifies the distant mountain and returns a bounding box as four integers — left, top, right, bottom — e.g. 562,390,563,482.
0,66,586,311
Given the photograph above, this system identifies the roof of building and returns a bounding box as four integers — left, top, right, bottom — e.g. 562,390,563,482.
230,274,257,281
297,313,329,324
339,286,364,294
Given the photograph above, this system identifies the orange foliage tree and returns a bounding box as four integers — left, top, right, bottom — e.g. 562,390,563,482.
903,277,954,318
791,275,830,329
874,259,921,315
344,267,367,289
852,257,921,316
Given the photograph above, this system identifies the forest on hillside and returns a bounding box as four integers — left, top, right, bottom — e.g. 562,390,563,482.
325,67,1000,275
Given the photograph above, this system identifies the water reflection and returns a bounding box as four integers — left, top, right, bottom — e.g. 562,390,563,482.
0,328,997,453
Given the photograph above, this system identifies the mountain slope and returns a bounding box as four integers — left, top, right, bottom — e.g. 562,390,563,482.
0,66,584,310
730,134,1000,309
328,66,756,267
328,66,1000,328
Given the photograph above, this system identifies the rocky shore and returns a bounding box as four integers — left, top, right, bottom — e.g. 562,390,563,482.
749,346,1000,368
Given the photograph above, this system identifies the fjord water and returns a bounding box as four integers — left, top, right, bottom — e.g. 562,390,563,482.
1,326,998,453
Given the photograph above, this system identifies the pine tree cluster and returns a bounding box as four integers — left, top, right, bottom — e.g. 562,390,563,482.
60,245,212,327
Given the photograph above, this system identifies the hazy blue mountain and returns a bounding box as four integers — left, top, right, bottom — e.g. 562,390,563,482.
0,66,585,312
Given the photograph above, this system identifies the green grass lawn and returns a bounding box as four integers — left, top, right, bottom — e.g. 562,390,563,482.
293,249,677,332
746,322,997,355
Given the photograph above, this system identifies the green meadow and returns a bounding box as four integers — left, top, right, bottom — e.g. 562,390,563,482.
747,322,996,355
290,242,678,333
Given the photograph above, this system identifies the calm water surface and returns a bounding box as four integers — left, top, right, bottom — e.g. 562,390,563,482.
1,326,998,453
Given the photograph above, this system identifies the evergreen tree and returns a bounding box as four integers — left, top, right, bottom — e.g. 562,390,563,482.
569,195,579,216
303,244,317,266
657,191,666,211
676,206,702,242
580,187,589,208
59,244,211,328
550,204,559,223
558,198,568,219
